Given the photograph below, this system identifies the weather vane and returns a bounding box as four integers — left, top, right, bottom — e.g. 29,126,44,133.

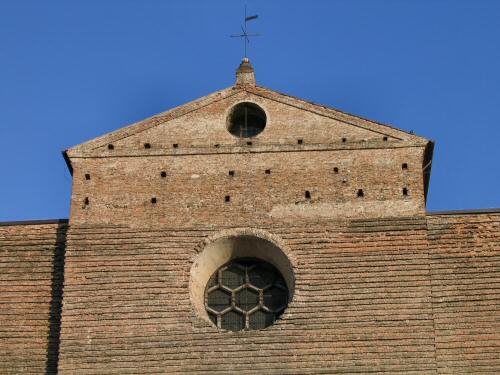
230,5,259,58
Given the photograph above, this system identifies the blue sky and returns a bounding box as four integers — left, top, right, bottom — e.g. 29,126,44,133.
0,0,499,221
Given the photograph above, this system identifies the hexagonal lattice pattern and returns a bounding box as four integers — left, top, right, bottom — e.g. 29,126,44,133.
207,289,231,312
220,264,245,289
221,310,245,332
235,288,259,312
249,310,274,330
248,264,274,288
205,258,289,331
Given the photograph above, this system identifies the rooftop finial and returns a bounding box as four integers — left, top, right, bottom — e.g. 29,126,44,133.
235,57,255,86
230,5,260,59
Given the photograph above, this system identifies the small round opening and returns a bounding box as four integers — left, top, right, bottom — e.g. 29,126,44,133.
227,102,266,138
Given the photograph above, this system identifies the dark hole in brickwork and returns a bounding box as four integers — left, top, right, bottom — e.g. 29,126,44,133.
83,197,89,206
305,191,311,199
333,167,339,174
151,197,157,204
225,195,231,203
246,141,253,146
85,173,91,180
297,139,303,145
144,143,151,149
403,187,408,196
383,136,388,141
227,102,267,138
229,170,235,177
107,144,114,150
214,144,220,148
173,144,179,148
342,138,347,143
160,171,167,178
402,163,408,170
265,169,271,174
357,189,364,198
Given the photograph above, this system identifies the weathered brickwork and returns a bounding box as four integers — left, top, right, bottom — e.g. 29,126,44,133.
69,147,425,227
66,85,427,157
58,218,438,374
1,61,498,373
428,212,500,374
0,222,67,374
65,66,430,228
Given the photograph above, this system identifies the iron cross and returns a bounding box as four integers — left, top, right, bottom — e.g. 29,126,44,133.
230,5,260,58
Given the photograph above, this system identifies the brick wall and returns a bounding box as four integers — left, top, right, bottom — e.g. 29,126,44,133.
58,217,438,373
2,214,497,373
67,86,430,228
69,146,426,227
0,222,67,374
428,212,500,374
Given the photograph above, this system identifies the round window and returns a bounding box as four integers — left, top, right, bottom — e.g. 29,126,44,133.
226,102,266,138
205,258,288,331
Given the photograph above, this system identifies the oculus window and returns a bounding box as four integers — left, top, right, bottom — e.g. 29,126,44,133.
227,102,266,138
205,258,288,331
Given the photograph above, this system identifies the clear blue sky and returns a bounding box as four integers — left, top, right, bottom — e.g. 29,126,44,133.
0,0,499,221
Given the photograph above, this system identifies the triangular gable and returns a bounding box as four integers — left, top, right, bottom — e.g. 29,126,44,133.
66,84,429,158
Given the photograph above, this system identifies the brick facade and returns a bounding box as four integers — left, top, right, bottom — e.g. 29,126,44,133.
1,60,498,373
0,221,67,374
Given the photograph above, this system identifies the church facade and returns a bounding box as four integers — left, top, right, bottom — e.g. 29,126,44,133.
1,59,499,374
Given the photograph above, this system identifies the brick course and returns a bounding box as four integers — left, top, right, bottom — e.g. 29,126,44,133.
0,222,67,374
428,213,500,374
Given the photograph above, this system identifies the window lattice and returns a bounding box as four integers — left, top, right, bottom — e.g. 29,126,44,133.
205,258,288,331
